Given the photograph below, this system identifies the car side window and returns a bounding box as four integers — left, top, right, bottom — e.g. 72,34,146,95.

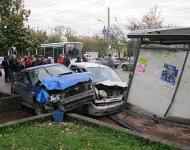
70,65,82,73
23,73,30,84
81,68,86,72
17,72,30,84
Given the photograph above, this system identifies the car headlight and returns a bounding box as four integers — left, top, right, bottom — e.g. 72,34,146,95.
98,90,107,98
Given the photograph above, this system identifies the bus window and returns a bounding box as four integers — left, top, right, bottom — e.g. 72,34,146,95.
64,43,82,58
41,42,83,61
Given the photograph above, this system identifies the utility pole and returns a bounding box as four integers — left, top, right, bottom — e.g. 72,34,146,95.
107,6,111,52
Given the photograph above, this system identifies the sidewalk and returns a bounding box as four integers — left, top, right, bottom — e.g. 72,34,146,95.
0,69,11,93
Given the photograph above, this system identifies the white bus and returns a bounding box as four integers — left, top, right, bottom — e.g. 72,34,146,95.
40,42,83,62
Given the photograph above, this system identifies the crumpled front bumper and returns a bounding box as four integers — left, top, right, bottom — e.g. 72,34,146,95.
87,100,124,116
46,89,94,112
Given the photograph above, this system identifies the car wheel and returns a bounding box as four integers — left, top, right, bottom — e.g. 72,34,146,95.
122,65,128,71
34,104,46,115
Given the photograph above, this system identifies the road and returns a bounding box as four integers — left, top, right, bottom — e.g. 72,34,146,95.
0,68,129,93
116,68,129,82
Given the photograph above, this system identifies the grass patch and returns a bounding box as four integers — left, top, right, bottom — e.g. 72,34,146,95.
0,121,176,150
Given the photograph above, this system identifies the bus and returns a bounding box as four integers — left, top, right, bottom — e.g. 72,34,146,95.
40,42,83,63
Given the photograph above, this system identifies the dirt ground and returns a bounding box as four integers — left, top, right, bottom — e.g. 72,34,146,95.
0,110,33,124
114,111,190,146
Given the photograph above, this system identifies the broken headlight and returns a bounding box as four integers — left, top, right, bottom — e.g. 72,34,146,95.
98,90,108,98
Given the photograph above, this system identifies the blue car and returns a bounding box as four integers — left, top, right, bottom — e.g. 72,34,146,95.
11,64,94,114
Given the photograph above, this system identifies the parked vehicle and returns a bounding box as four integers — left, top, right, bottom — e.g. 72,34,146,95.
84,52,98,60
69,62,127,116
95,57,121,68
0,57,4,68
11,64,94,114
121,61,134,71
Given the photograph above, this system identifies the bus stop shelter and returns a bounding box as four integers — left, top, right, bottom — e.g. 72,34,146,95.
126,28,190,124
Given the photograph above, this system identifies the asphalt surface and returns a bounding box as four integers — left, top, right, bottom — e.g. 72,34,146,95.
116,68,129,82
0,68,129,93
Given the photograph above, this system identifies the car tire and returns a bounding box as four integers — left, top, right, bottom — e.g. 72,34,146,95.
122,65,128,71
34,103,46,115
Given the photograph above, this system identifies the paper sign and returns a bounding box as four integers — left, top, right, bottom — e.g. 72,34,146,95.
161,63,178,86
136,64,145,73
139,57,148,66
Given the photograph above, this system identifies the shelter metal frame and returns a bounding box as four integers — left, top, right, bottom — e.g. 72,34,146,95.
126,29,190,118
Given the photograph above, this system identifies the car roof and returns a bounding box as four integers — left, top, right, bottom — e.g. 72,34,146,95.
22,63,62,72
70,62,108,68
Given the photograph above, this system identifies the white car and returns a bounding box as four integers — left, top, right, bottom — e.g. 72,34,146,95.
69,62,127,116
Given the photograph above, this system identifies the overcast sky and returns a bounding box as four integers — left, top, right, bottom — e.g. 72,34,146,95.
25,0,190,35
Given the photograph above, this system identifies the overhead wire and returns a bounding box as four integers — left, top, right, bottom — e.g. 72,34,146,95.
28,0,104,18
25,0,111,33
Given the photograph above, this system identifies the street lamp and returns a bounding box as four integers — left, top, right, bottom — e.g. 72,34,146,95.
95,19,107,41
105,0,111,51
107,6,111,52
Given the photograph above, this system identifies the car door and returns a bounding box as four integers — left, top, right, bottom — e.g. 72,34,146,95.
16,72,34,106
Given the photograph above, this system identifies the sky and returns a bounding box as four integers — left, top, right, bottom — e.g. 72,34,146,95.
24,0,190,35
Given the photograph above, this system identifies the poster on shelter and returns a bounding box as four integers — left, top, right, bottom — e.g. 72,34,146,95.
139,57,148,66
136,57,148,73
160,63,178,88
136,64,145,73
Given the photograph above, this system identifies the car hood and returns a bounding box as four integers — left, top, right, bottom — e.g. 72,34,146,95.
96,80,127,88
39,72,91,90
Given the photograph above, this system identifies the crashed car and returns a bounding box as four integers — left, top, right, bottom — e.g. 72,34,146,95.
69,62,127,116
11,64,94,114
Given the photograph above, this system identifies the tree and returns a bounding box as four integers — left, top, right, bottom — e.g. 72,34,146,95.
47,26,65,43
110,25,123,58
126,5,164,57
0,0,31,54
28,29,48,48
64,27,79,42
142,5,163,29
127,5,163,30
47,34,62,43
46,26,78,43
78,35,107,57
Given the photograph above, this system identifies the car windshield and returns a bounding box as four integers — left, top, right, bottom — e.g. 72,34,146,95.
31,65,72,84
87,67,122,83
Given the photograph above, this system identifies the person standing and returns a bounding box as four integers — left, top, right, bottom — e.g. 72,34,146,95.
46,57,52,64
2,57,10,82
64,54,71,67
26,54,35,68
107,54,114,68
56,53,64,64
76,57,81,63
9,54,18,73
32,55,44,66
82,55,87,62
